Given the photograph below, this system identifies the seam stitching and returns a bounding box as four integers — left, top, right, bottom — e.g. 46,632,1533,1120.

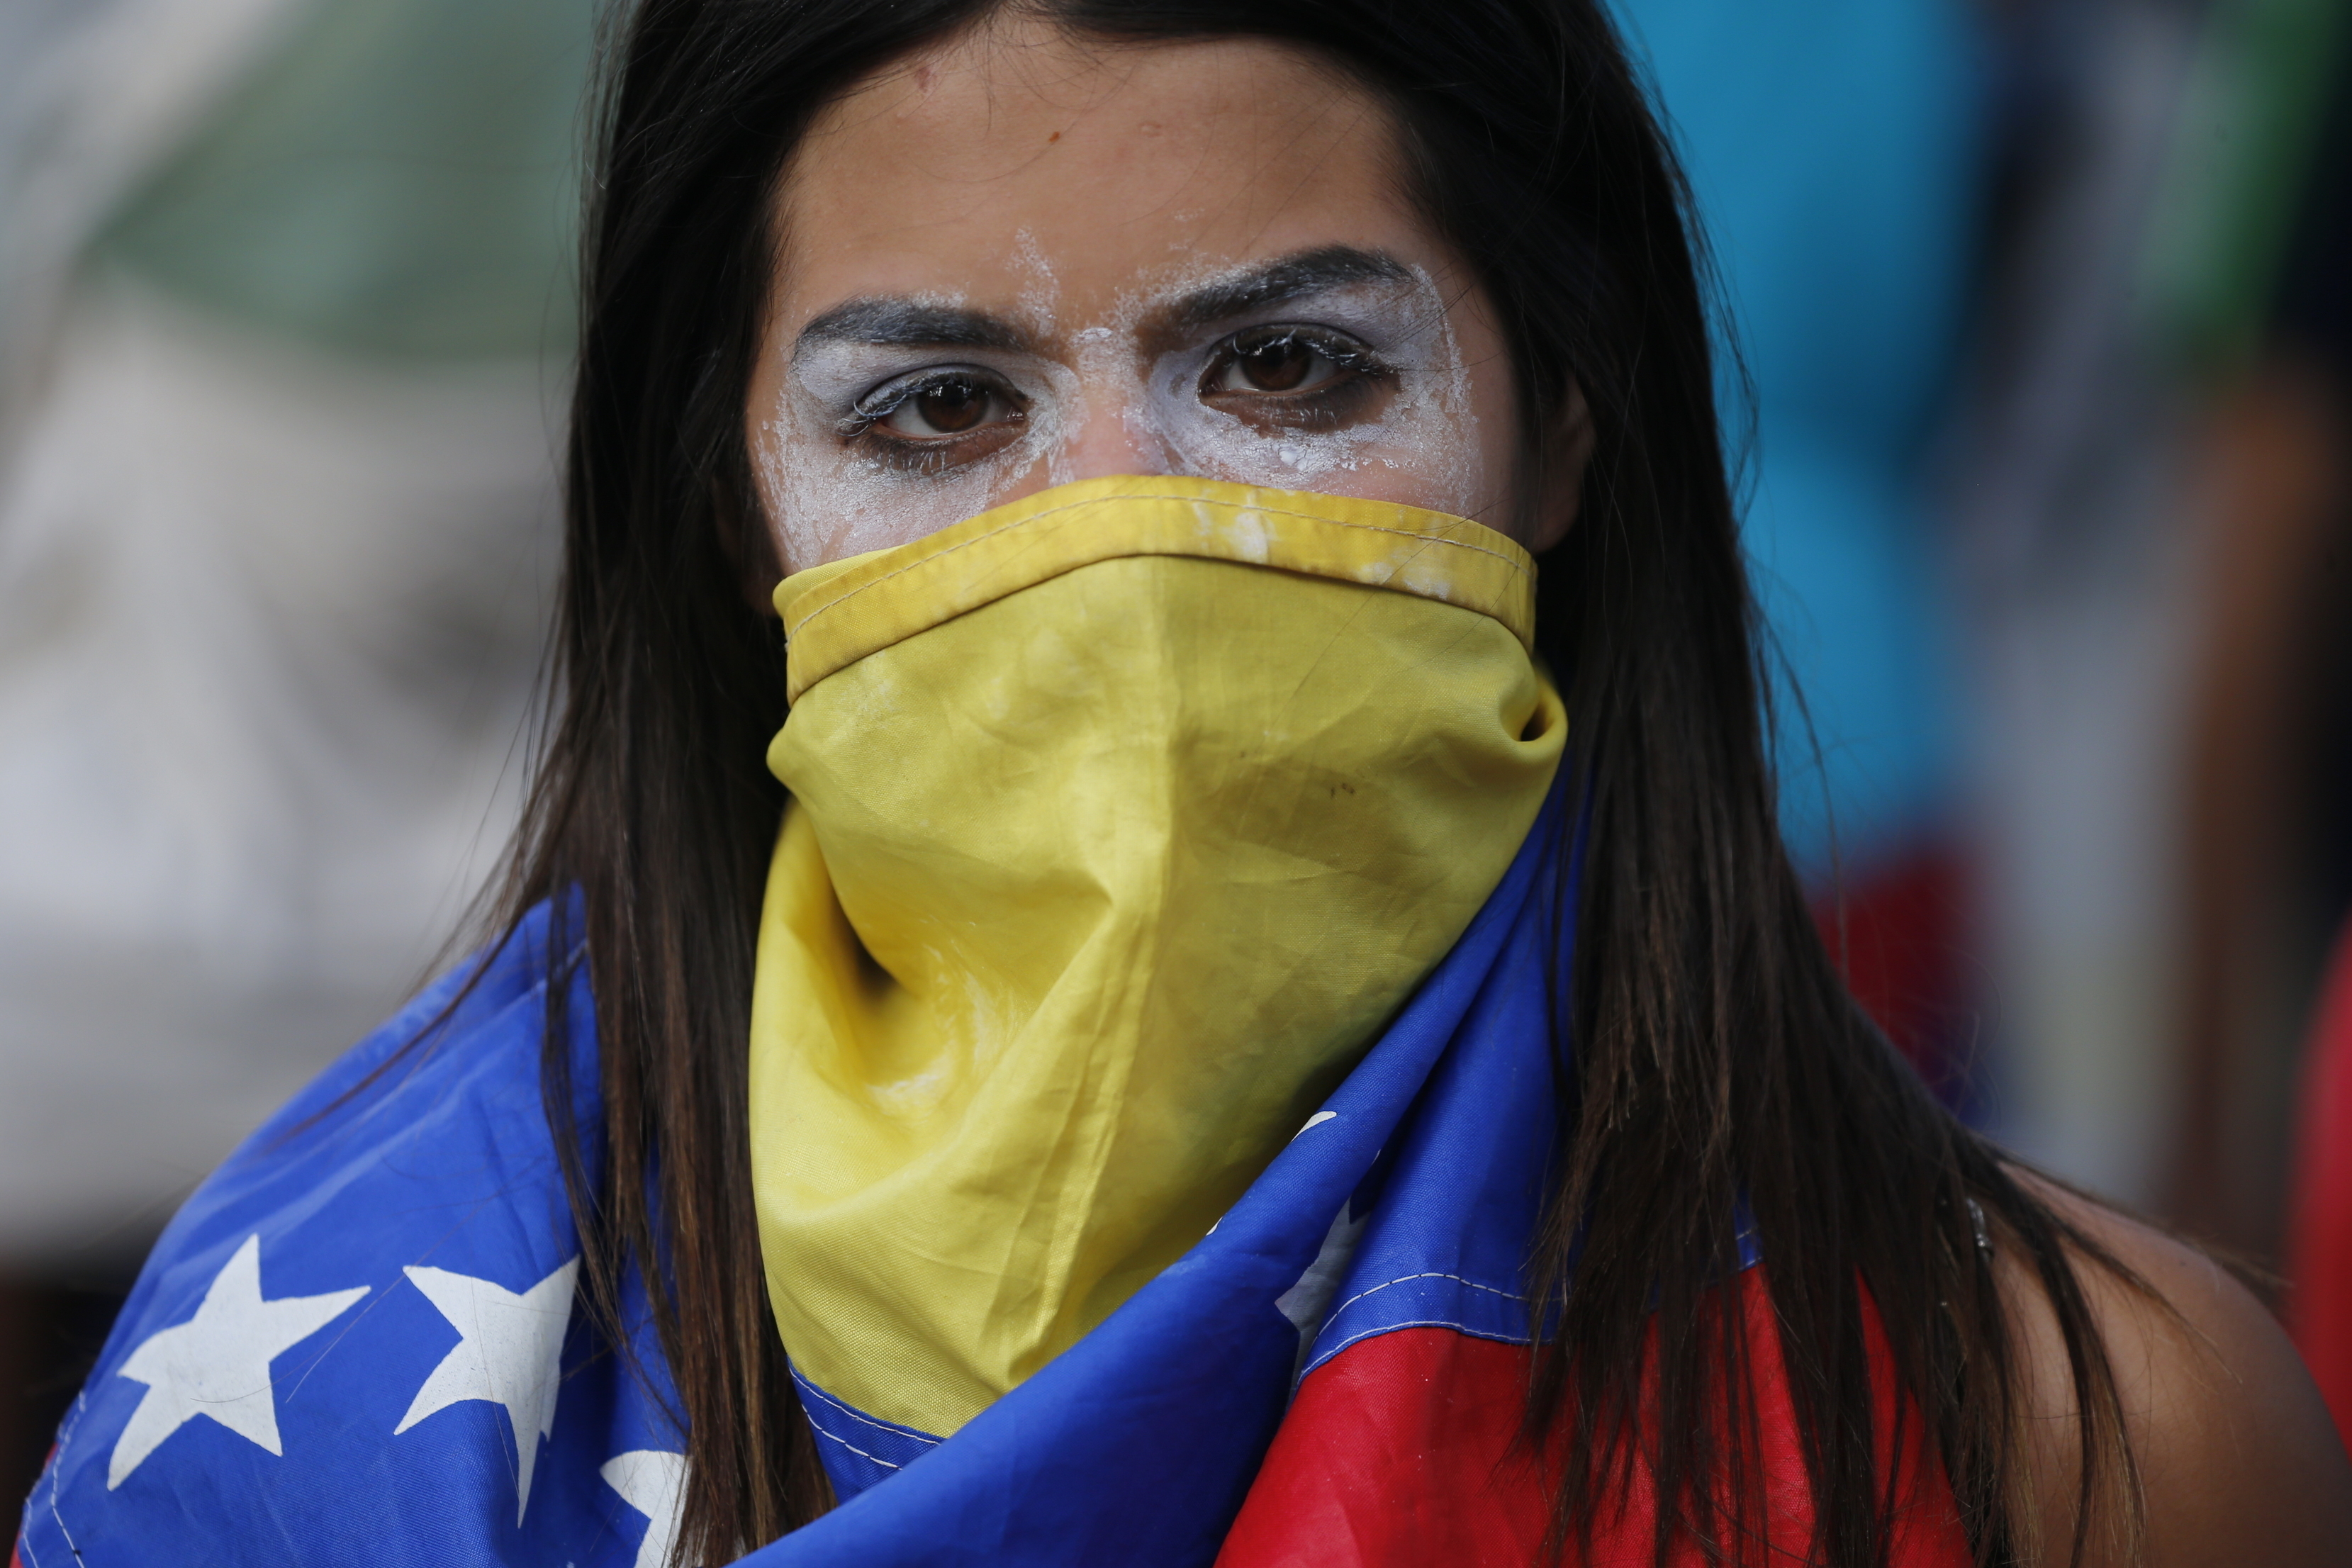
1304,1316,1535,1377
1323,1269,1522,1323
788,1368,942,1448
785,492,1531,641
38,1389,87,1564
802,1419,905,1472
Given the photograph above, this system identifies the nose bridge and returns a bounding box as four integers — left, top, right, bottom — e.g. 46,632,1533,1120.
1051,373,1175,484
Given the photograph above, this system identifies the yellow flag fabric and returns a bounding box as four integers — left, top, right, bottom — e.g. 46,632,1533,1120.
750,475,1563,1440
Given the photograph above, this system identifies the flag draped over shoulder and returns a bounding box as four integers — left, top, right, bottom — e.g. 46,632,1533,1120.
14,905,691,1568
17,789,1962,1567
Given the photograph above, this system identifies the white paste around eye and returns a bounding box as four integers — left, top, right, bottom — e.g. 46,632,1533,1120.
755,257,1494,578
1011,228,1059,336
1138,263,1486,518
761,374,1065,575
758,284,1069,573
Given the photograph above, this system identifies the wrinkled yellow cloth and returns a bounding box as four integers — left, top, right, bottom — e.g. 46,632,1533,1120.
750,475,1564,1439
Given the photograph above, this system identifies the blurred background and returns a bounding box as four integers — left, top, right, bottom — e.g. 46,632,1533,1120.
2,0,2348,1506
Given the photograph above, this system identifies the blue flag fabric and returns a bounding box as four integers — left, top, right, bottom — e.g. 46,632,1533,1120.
19,788,1584,1567
14,911,692,1568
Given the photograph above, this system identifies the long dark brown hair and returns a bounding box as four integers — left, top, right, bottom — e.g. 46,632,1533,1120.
489,1,2146,1562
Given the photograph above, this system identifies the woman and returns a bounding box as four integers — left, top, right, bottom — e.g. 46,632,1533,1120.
19,2,2350,1565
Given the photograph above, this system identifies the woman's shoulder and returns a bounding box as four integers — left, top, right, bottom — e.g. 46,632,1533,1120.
2006,1173,2352,1566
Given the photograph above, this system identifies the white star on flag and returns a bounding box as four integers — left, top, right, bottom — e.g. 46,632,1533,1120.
1275,1200,1368,1377
602,1448,691,1568
106,1234,367,1489
395,1257,578,1523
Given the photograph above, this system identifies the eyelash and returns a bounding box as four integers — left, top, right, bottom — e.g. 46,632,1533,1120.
836,369,1027,469
1199,327,1395,427
1206,325,1388,381
834,325,1398,471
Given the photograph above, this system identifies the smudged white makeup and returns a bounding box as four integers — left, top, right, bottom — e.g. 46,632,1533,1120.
756,246,1491,573
839,325,1394,465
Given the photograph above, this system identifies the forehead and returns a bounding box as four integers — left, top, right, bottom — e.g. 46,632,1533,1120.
776,26,1428,321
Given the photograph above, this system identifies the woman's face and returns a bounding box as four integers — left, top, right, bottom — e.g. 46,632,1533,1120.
749,20,1569,579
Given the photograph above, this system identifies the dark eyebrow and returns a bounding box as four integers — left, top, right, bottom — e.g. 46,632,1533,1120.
1158,246,1413,337
793,246,1412,359
794,298,1038,356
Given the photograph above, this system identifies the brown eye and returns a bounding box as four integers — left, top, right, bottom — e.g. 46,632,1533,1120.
1235,335,1316,391
1204,327,1377,403
874,374,1019,439
912,379,987,432
1199,327,1391,432
893,376,978,432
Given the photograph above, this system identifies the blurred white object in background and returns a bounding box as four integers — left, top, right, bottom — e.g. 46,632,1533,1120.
0,280,553,1257
0,0,591,1262
0,0,301,436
